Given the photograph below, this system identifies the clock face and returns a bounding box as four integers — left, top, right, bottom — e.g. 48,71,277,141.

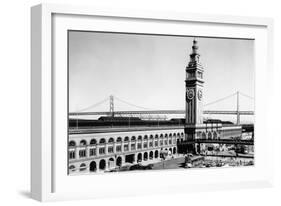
198,89,203,100
186,89,195,100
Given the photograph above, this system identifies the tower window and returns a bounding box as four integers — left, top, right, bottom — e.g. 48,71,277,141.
187,72,195,78
197,71,203,78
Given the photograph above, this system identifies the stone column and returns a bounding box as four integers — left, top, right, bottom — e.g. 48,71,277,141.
96,160,100,173
194,143,198,154
133,154,137,164
113,142,116,153
105,143,108,155
128,141,131,151
105,159,109,170
75,147,79,160
86,146,90,158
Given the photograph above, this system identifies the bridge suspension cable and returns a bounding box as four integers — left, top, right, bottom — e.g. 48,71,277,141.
75,97,109,112
114,96,153,110
239,92,254,100
204,92,237,107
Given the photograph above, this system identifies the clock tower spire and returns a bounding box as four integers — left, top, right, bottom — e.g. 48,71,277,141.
185,39,204,125
184,39,205,153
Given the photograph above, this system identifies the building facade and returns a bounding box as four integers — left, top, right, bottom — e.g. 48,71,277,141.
68,128,185,174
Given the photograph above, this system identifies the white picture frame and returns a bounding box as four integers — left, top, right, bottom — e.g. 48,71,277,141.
31,3,274,202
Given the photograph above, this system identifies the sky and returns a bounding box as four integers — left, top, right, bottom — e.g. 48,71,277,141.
68,31,255,123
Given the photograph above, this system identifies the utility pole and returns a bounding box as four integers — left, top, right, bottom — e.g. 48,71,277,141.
236,91,240,125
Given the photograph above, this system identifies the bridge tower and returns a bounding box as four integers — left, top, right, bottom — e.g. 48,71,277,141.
184,39,205,153
109,95,114,117
236,91,240,125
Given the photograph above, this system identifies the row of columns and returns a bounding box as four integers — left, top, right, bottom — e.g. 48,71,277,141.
70,138,180,161
69,147,177,174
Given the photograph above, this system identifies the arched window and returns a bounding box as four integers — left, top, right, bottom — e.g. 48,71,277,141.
164,134,168,145
69,141,76,147
69,165,75,172
80,163,87,171
159,134,164,146
99,159,106,170
124,137,129,151
108,138,114,143
143,135,148,148
169,148,172,154
99,138,106,144
137,136,142,149
149,151,153,159
144,152,148,160
131,137,136,150
69,150,75,159
116,156,122,167
90,139,97,145
149,136,154,147
108,158,115,169
169,137,172,145
213,132,217,139
154,137,159,147
202,132,206,139
89,161,96,172
80,140,87,146
208,132,212,140
155,150,159,158
137,153,142,162
117,137,122,142
79,149,86,158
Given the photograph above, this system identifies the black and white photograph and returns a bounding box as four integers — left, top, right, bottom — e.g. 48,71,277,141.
67,31,255,175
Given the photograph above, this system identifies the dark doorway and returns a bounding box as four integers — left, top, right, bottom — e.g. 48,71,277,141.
155,150,159,158
125,154,135,163
137,153,142,162
116,156,122,166
90,161,97,172
149,151,153,159
144,152,148,160
99,159,106,170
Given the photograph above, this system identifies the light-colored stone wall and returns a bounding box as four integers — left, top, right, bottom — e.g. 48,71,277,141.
68,128,184,174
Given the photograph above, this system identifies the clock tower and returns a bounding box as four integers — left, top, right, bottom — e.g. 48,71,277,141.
184,39,204,153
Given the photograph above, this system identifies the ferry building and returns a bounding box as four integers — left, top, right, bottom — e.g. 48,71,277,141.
68,40,243,174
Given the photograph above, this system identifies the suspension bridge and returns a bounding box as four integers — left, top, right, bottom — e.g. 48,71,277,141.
69,91,254,125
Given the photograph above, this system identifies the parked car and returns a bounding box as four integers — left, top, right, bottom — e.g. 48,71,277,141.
129,163,153,171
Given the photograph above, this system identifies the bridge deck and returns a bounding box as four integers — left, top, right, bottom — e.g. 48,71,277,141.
69,110,254,116
69,125,185,134
179,139,254,145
